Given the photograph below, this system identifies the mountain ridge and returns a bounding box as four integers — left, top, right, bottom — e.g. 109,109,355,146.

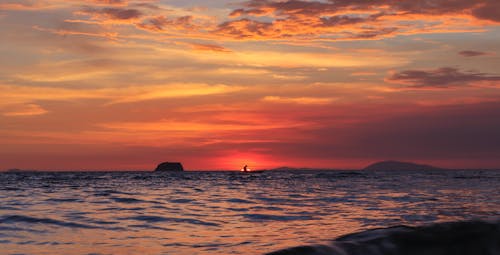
362,160,444,171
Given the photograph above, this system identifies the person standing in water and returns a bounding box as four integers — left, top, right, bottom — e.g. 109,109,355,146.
243,165,248,172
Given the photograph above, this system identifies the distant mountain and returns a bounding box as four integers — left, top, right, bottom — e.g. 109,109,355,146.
271,167,307,171
269,166,330,171
362,161,443,171
5,168,37,173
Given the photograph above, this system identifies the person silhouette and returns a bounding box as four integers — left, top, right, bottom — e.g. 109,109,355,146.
243,165,248,172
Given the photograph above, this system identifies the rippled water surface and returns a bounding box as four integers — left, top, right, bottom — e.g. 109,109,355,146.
1,170,499,255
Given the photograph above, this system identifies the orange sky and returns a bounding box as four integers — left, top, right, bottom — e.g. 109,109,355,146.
1,0,500,170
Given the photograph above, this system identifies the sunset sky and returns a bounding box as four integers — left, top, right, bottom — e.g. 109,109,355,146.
1,0,500,170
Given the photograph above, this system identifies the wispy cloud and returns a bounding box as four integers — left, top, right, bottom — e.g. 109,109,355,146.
138,15,199,32
75,7,143,24
386,67,500,88
18,0,497,46
99,118,306,132
108,84,243,104
85,0,128,6
1,104,48,117
212,0,498,41
262,96,336,105
0,1,63,10
0,83,243,107
190,43,232,53
458,50,490,57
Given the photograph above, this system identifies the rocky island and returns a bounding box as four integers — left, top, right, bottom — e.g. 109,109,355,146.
154,162,184,172
363,160,443,171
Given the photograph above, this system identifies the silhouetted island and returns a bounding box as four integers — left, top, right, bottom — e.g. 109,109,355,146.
154,162,184,172
6,168,22,172
363,160,443,171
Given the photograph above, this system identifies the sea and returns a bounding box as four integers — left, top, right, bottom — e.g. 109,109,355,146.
1,169,499,255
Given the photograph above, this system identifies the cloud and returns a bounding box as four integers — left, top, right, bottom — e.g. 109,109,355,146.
0,83,243,106
85,0,128,6
109,84,243,104
196,50,407,68
33,25,118,40
233,0,495,20
262,96,336,105
76,7,142,23
99,117,305,133
0,1,59,10
131,3,160,10
351,72,378,76
215,19,278,39
216,0,499,41
471,0,500,22
458,50,489,57
137,15,197,32
386,67,500,88
190,43,232,53
4,0,498,45
2,104,48,117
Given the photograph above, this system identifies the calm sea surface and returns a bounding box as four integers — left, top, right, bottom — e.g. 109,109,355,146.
1,170,499,255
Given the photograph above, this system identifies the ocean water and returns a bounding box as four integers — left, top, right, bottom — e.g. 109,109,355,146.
1,170,499,255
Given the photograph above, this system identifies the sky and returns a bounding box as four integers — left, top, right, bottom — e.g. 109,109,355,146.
1,0,500,170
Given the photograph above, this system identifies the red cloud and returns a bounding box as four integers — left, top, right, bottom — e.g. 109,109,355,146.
78,7,142,21
138,15,197,32
216,0,499,40
215,19,276,39
190,43,232,53
85,0,128,6
459,50,489,57
387,67,500,88
472,0,500,22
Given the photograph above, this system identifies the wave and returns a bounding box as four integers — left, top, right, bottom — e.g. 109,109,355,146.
93,189,136,197
0,206,21,211
226,198,255,204
122,215,220,226
169,198,195,204
163,241,253,248
0,215,125,231
0,225,48,234
242,213,316,222
99,206,146,211
127,224,174,231
0,215,98,229
110,197,146,203
45,198,82,203
265,220,500,255
1,187,22,191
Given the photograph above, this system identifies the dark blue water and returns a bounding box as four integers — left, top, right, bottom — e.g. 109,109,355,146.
1,170,499,255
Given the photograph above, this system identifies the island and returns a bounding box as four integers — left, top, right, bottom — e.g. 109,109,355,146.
154,162,184,172
6,168,23,172
362,160,444,171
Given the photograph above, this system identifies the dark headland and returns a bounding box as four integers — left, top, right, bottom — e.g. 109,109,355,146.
362,160,444,171
154,162,184,172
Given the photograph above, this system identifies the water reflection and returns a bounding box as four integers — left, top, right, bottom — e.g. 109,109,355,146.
1,170,499,254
